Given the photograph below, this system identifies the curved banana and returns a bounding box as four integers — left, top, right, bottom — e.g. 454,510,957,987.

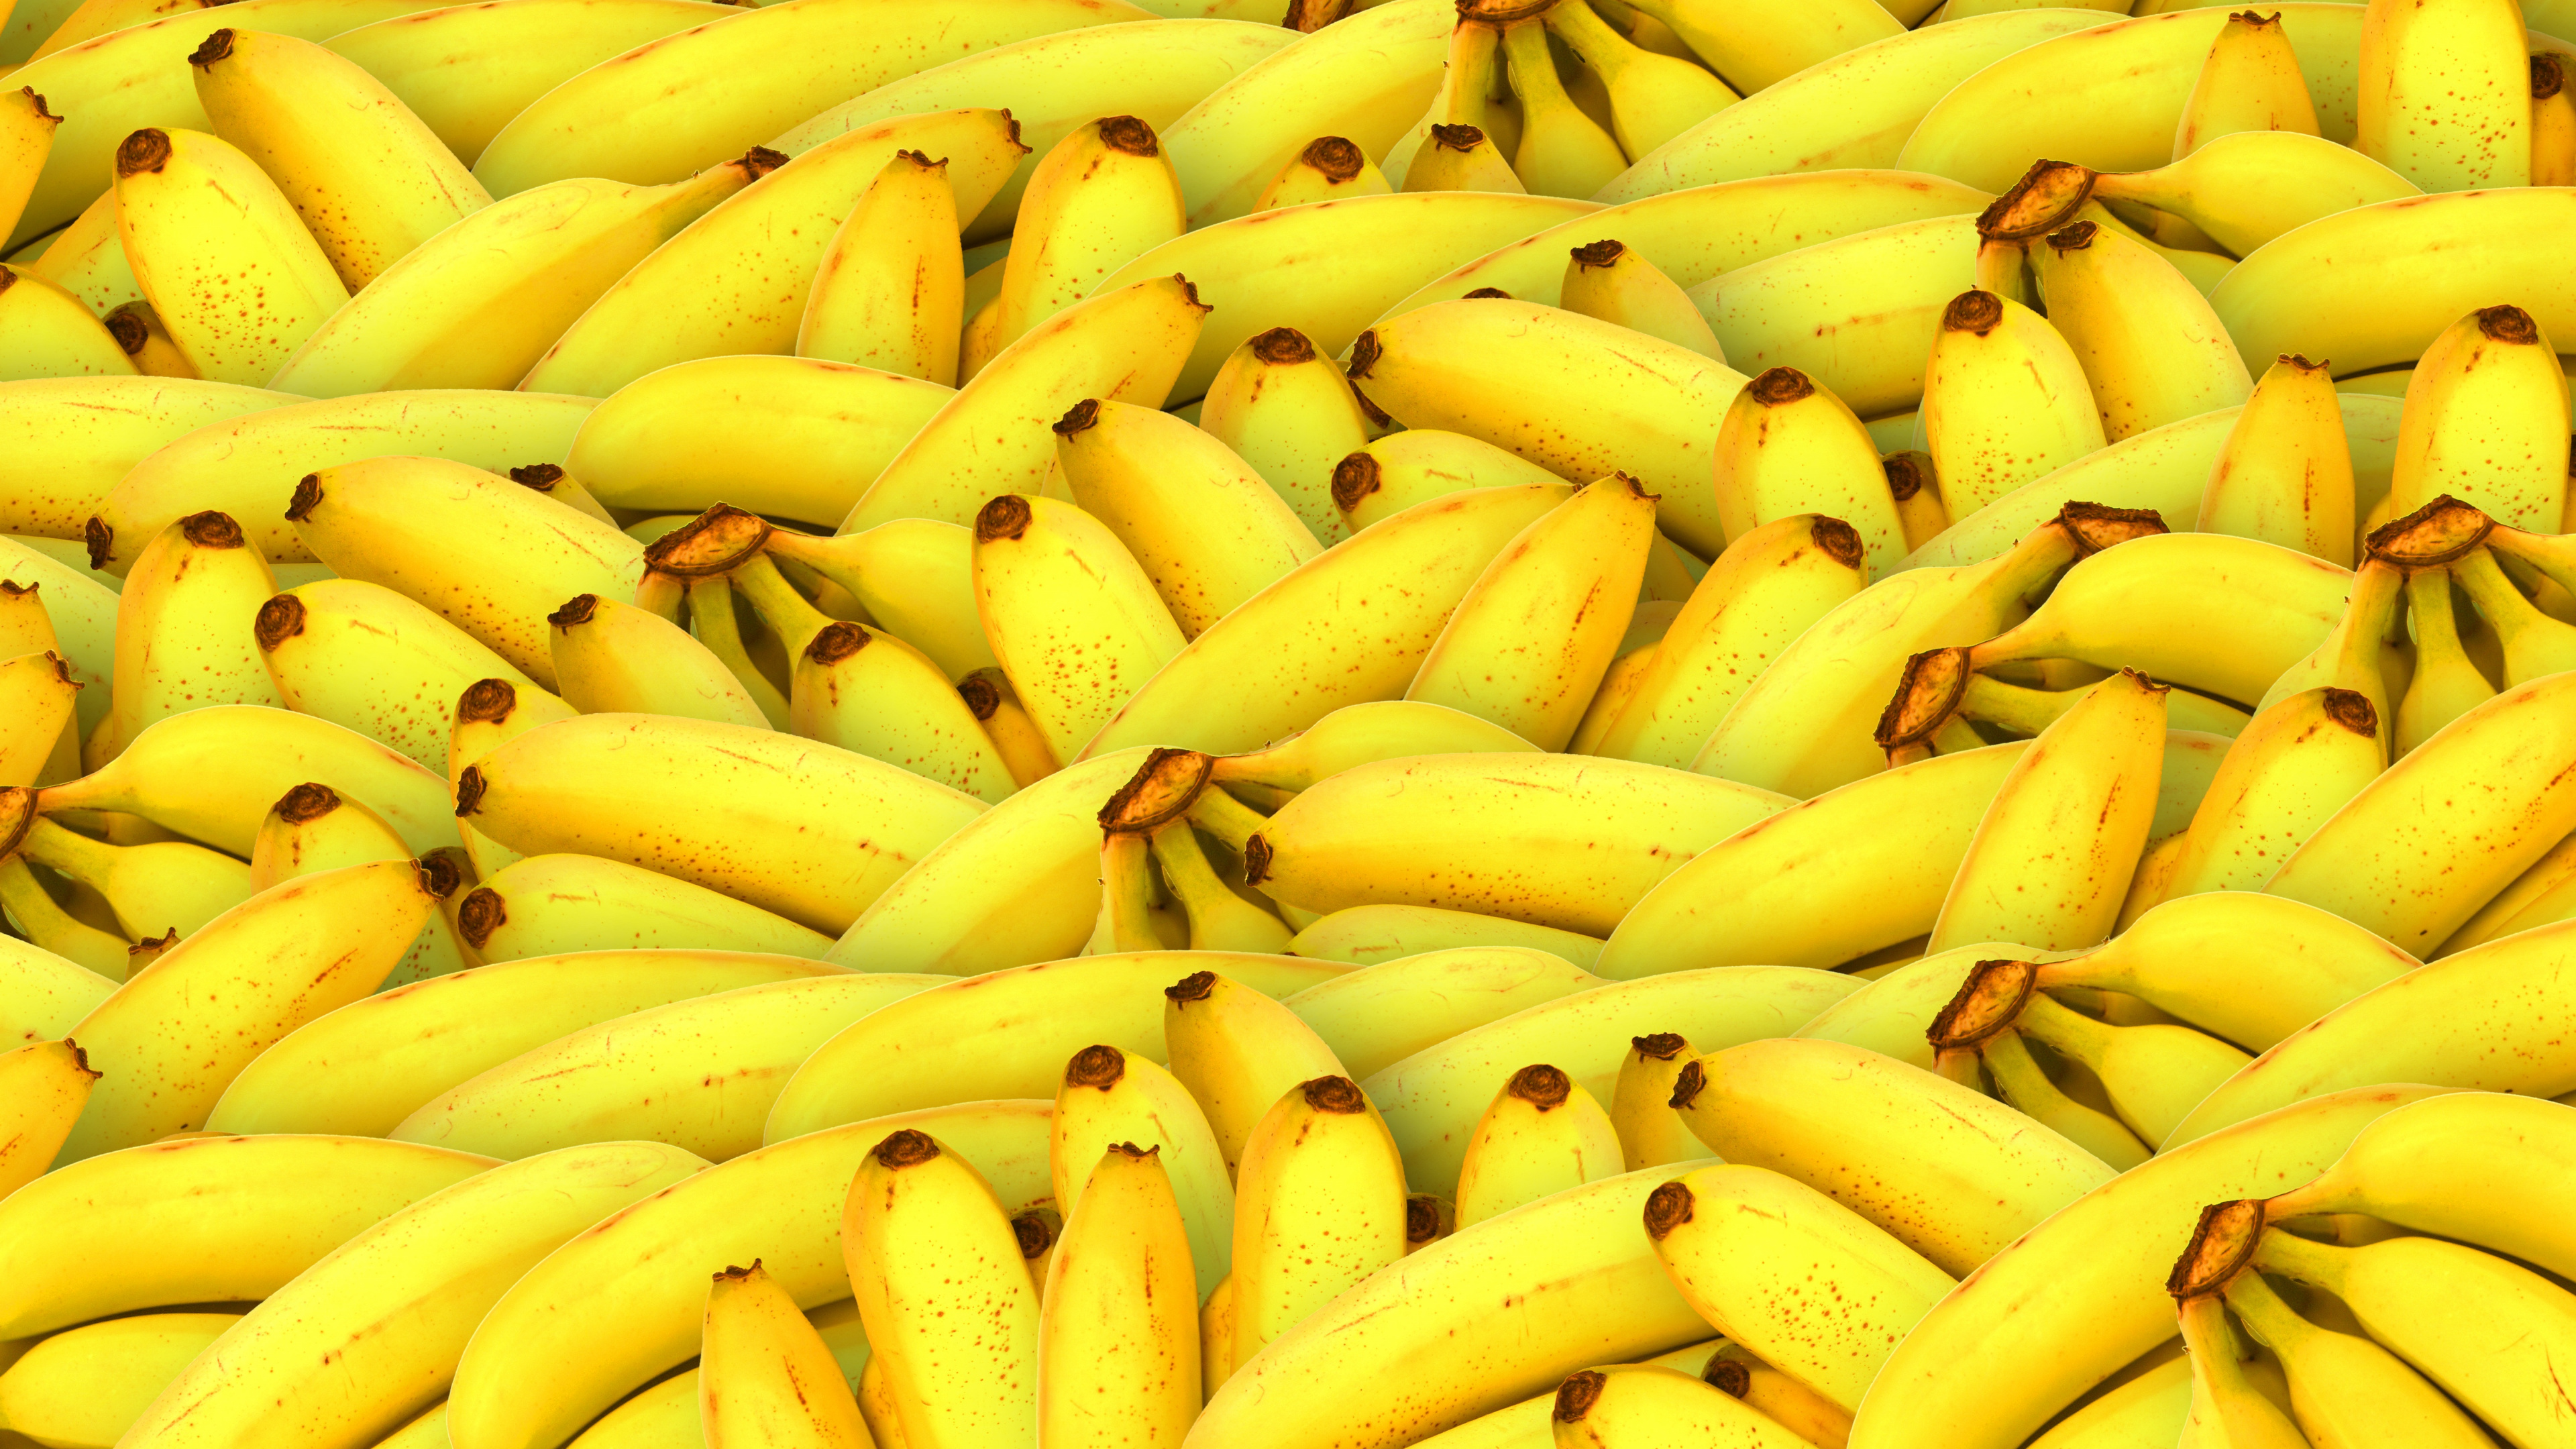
2384,305,2569,532
2173,7,2320,156
2259,1089,2576,1281
2154,686,2381,905
0,85,60,239
1556,239,1723,360
1039,1142,1201,1447
1542,1,1734,163
94,388,595,570
1212,700,1539,792
458,710,985,934
798,149,962,382
468,0,1145,196
0,1037,95,1195
767,951,1342,1144
2092,130,2418,258
0,375,284,541
994,115,1184,358
266,158,767,399
545,591,767,729
0,1131,496,1340
0,1309,241,1449
2220,1265,2493,1449
1,539,115,741
107,509,284,748
1163,966,1346,1177
1197,325,1375,543
453,853,832,965
1920,288,2102,518
1623,0,1898,95
2045,892,2414,1056
1052,1043,1234,1300
1452,1064,1621,1228
252,783,472,987
1228,1074,1407,1368
1283,947,1600,1082
10,808,252,938
2356,0,2530,189
2195,354,2355,566
1695,212,1976,425
0,652,78,788
0,262,136,380
520,109,1024,399
111,126,347,386
699,1260,871,1448
1331,429,1579,534
105,299,198,378
971,492,1185,761
1255,133,1392,210
254,578,546,773
446,1101,1052,1449
1287,904,1605,969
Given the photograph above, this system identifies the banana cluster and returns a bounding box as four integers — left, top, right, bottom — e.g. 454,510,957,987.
7,0,2576,1445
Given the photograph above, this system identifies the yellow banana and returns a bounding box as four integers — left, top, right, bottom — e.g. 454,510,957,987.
840,274,1210,532
845,1127,1044,1449
1541,0,1734,162
0,374,286,541
0,853,133,977
2386,305,2569,531
521,109,1024,399
1623,0,1898,93
0,935,114,1046
1252,134,1391,210
0,1311,243,1449
2259,1089,2576,1281
0,86,59,239
2444,826,2576,955
1555,239,1723,362
94,388,596,570
320,0,724,166
2357,0,2530,189
17,188,142,320
0,651,78,788
267,158,766,398
256,578,548,773
544,591,767,729
458,710,984,934
1053,397,1321,637
104,300,199,378
0,263,136,380
1287,903,1605,969
453,853,833,965
1607,1032,1704,1174
1693,213,1976,425
768,952,1340,1143
11,809,252,938
994,115,1183,358
0,1036,94,1195
205,947,841,1137
0,1130,496,1340
1227,1073,1407,1371
1919,288,2104,519
798,148,963,384
971,492,1185,761
760,519,991,682
2536,52,2576,184
570,1373,698,1449
119,1142,704,1449
2002,986,2250,1148
790,621,1016,804
253,782,472,987
445,676,576,877
1645,1164,1955,1415
1038,1142,1201,1448
2220,1266,2493,1448
1282,947,1600,1082
107,510,284,748
1498,17,1624,199
1710,368,1906,574
1209,698,1539,790
1164,966,1346,1179
1926,669,2165,953
2030,218,2252,441
1547,1362,1814,1449
1198,326,1373,544
1053,1043,1234,1301
1084,481,1572,757
2453,541,2576,686
2172,9,2320,156
2174,1293,2306,1449
701,1260,872,1449
111,125,347,386
2194,354,2354,564
2157,687,2382,902
1332,428,1569,534
187,27,487,290
2396,569,2496,755
1453,1063,1623,1228
2094,130,2419,258
449,1102,1052,1449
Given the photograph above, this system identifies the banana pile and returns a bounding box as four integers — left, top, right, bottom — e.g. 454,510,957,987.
5,0,2576,1444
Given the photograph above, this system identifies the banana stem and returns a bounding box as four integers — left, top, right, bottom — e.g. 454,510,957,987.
683,576,791,728
2220,1263,2322,1354
2010,991,2118,1072
1185,786,1271,853
730,553,832,659
2247,1223,2356,1295
0,857,127,977
633,570,686,622
17,816,115,888
1101,833,1163,954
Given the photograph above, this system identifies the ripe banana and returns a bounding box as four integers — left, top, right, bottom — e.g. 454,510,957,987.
253,782,472,986
267,158,766,398
1497,16,1624,199
2173,7,2320,156
0,375,285,540
791,621,1016,804
1287,904,1605,969
0,1037,94,1196
1920,288,2104,518
11,808,252,938
767,951,1342,1143
256,578,549,772
1542,0,1735,162
107,510,284,749
1212,700,1539,793
0,86,59,240
458,710,985,934
1332,429,1580,533
0,651,77,788
798,149,962,383
1038,1142,1201,1448
1453,1064,1622,1228
994,115,1184,358
2155,686,2381,904
2259,1089,2576,1281
1556,239,1723,360
1283,947,1600,1082
2219,1265,2493,1448
0,854,131,977
453,852,832,965
2385,305,2569,532
545,591,767,729
2357,0,2531,189
1694,213,1978,424
94,388,595,570
1253,134,1390,211
1164,966,1346,1175
2194,354,2355,567
1228,1074,1407,1369
1053,1043,1234,1300
700,1259,873,1448
1,935,115,1047
971,492,1185,761
2094,130,2419,258
1197,325,1373,543
0,1313,244,1447
0,263,136,380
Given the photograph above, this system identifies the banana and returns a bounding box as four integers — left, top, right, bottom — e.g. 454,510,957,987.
0,1036,93,1195
188,27,488,290
0,854,131,977
2095,131,2419,260
94,388,596,571
2373,562,2474,745
1187,1165,1715,1449
1254,134,1391,210
2261,670,2576,955
1919,288,2104,519
254,782,472,987
1244,752,1790,938
458,711,985,934
1607,1033,1705,1174
1283,947,1601,1081
2218,1265,2493,1448
118,1141,704,1449
0,936,113,1046
2171,918,2576,1142
0,652,77,787
1555,239,1723,360
2173,8,2320,156
1159,0,1450,228
798,150,962,382
1548,1360,1821,1449
1165,966,1346,1178
845,1127,1044,1449
2444,826,2576,955
520,111,1024,400
267,158,767,399
1361,965,1858,1195
1644,1164,1955,1415
544,592,766,729
1344,299,1744,556
104,300,199,379
1497,17,1623,199
1970,532,2351,706
1054,397,1321,637
1542,0,1733,162
454,852,832,964
1405,476,1655,750
10,809,251,938
58,856,438,1159
2193,354,2356,566
1788,943,2015,1068
446,678,575,877
1038,1142,1201,1447
2174,1293,2306,1449
105,510,282,748
0,1130,496,1340
447,1102,1053,1449
2028,218,2253,441
110,125,347,386
1623,0,1897,93
1226,1074,1406,1371
1211,700,1539,793
992,115,1184,360
839,275,1210,533
1710,369,1905,575
790,621,1016,804
768,952,1342,1143
2153,686,2379,905
697,1261,870,1449
825,747,1152,975
469,0,1144,196
2538,52,2576,184
759,520,991,682
2259,1090,2576,1281
256,578,549,773
34,0,219,62
321,0,725,166
0,87,60,242
971,492,1185,761
2358,0,2531,189
1332,429,1569,534
1149,820,1294,954
1693,213,1976,425
1287,904,1605,969
0,263,136,380
206,948,842,1136
2385,305,2570,531
1452,1063,1622,1228
1198,327,1373,544
2210,188,2576,380
1925,669,2165,953
570,1373,698,1449
1083,481,1572,757
2002,987,2251,1148
18,189,143,320
0,1311,244,1449
1053,1044,1234,1300
0,376,286,541
2454,542,2576,686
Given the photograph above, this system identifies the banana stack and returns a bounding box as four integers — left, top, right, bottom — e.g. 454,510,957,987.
7,0,2576,1444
